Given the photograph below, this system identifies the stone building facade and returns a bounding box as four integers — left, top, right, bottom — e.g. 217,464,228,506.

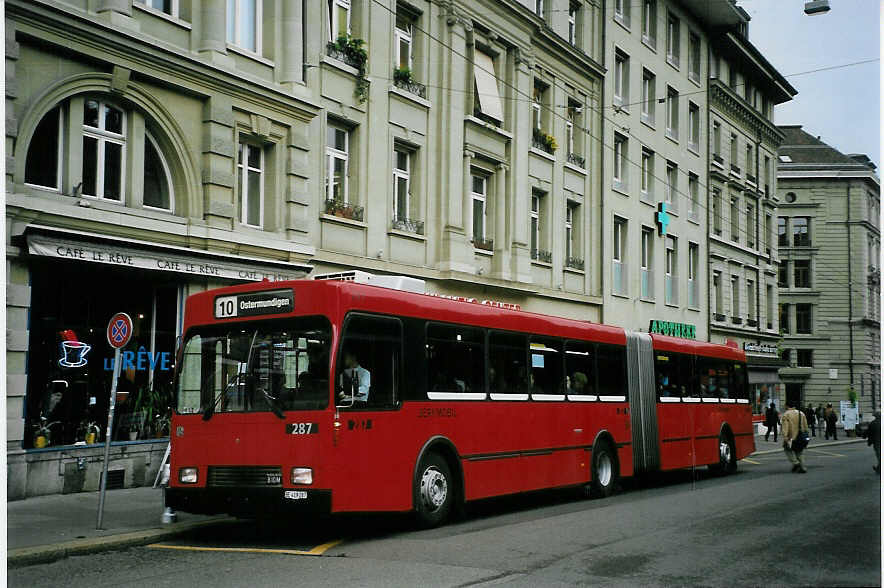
5,0,605,497
776,126,880,421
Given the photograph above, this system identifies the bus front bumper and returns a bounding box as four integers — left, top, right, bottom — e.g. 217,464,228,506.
165,487,332,517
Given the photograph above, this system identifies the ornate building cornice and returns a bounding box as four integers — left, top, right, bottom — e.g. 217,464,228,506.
710,80,785,150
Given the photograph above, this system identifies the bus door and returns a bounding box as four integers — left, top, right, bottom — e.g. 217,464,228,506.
626,332,660,472
331,313,410,512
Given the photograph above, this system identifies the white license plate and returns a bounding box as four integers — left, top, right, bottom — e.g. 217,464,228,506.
284,490,308,500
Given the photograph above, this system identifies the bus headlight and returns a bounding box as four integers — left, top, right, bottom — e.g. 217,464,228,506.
179,467,198,484
291,467,313,485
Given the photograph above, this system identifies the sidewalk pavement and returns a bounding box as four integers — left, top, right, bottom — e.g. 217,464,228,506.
7,434,866,569
7,486,231,568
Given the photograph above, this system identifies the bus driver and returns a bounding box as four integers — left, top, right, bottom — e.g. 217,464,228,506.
339,350,371,404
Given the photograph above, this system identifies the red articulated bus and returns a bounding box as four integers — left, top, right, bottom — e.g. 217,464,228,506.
166,273,753,527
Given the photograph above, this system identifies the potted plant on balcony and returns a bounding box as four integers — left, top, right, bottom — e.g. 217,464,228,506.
393,66,414,85
332,34,369,103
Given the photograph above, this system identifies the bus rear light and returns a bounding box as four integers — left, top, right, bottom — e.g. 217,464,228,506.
179,467,198,484
291,467,313,485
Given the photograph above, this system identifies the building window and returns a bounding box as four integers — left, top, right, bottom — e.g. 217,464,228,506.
688,173,699,221
781,348,791,365
473,49,504,123
666,12,680,68
665,236,678,305
327,0,351,41
797,349,813,367
471,174,488,243
766,284,774,329
641,69,656,125
796,303,812,334
143,134,173,211
712,188,722,235
731,275,740,318
728,64,737,90
614,0,630,27
665,162,677,211
534,0,544,17
392,147,411,225
712,121,722,161
642,0,656,46
746,202,755,248
641,149,654,199
237,141,264,228
641,228,654,299
25,106,62,190
531,191,548,261
794,259,811,288
614,50,630,108
764,213,772,253
135,0,178,17
665,86,678,140
613,218,627,295
778,262,789,288
747,279,756,319
227,0,262,53
730,133,739,172
780,303,792,333
394,13,413,71
532,79,545,131
713,272,722,315
746,143,754,180
568,2,579,45
793,217,811,246
688,32,700,83
326,124,350,204
710,51,720,78
730,196,739,242
613,133,627,189
566,99,582,164
565,202,577,261
688,102,700,152
688,242,699,307
778,216,788,247
82,99,126,201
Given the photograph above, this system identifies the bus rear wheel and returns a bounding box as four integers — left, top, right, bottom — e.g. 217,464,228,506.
415,453,452,528
711,432,737,475
591,441,618,498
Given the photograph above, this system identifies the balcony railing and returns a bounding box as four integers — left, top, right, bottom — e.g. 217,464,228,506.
731,164,741,175
325,198,364,222
566,257,584,271
731,316,743,325
531,248,553,263
393,77,427,99
713,313,726,322
326,42,362,70
532,129,555,154
472,237,494,251
392,216,425,235
747,318,758,327
567,152,586,168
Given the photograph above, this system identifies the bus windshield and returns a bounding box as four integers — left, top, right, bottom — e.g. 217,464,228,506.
176,316,331,415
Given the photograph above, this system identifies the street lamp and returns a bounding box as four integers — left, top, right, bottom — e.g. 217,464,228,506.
804,1,831,15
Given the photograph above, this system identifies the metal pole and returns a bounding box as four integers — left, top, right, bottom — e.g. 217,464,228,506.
97,348,122,530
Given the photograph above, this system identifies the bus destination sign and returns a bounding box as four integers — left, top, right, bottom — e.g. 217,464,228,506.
215,289,294,319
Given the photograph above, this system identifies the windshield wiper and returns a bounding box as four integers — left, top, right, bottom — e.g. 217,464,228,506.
260,387,285,419
203,330,258,421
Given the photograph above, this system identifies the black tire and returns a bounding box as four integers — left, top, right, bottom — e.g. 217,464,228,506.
590,441,618,498
414,453,453,528
710,431,737,475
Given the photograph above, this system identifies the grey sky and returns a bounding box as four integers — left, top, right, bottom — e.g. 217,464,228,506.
743,0,880,166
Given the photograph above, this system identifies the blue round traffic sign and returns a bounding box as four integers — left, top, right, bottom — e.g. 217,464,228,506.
107,313,134,349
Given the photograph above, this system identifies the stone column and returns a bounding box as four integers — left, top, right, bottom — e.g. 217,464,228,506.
96,0,138,30
492,163,510,279
202,95,236,230
279,0,304,86
509,48,533,283
199,1,233,67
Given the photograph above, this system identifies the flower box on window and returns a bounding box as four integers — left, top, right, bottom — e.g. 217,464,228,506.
567,152,586,168
472,237,494,251
392,216,424,235
393,68,427,99
531,249,553,263
566,257,584,271
532,128,557,154
325,198,364,222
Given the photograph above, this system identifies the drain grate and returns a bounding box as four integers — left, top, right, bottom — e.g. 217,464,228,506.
102,469,125,490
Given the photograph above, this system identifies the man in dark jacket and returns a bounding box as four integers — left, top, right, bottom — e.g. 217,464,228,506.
824,403,838,440
804,405,817,437
765,402,779,442
866,411,880,474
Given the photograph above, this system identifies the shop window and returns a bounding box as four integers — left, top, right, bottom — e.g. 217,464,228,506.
565,340,597,398
426,323,485,399
337,314,401,409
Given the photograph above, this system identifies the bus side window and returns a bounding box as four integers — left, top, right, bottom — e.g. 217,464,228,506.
488,331,528,396
426,323,485,397
597,344,627,399
654,352,679,398
679,353,696,398
529,338,564,396
731,362,746,400
565,340,595,397
338,314,402,409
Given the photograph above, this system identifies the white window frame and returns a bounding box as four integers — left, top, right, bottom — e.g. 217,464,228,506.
642,0,656,46
227,0,262,54
688,173,698,220
532,82,544,130
135,0,180,18
143,132,175,212
731,275,740,318
392,147,410,222
81,99,127,202
666,13,680,68
730,196,740,242
24,106,64,192
641,149,653,198
688,242,698,307
665,162,677,209
565,203,575,260
568,3,578,44
326,124,350,204
238,141,265,228
535,0,544,17
471,174,487,241
688,32,700,83
665,236,677,305
614,0,629,27
614,50,629,107
613,133,627,188
665,86,679,140
327,0,352,41
641,69,655,125
394,15,413,71
688,102,700,152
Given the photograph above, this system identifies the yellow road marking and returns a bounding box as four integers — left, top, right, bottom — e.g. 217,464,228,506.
740,458,762,464
146,539,342,557
806,448,846,457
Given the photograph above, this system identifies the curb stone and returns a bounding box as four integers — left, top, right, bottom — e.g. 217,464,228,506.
748,437,864,457
8,517,236,568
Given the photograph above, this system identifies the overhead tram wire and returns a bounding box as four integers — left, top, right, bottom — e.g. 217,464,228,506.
364,0,875,292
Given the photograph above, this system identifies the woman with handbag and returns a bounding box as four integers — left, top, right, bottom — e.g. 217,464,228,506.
782,398,810,474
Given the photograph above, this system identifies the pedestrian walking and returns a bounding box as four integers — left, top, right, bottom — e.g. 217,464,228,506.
824,403,838,440
764,402,779,442
865,411,881,474
782,399,809,473
804,404,817,437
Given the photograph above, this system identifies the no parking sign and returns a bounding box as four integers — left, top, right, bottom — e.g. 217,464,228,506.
107,312,133,349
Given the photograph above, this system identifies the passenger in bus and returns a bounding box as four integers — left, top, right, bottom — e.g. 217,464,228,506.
569,371,588,395
489,365,507,394
339,350,371,403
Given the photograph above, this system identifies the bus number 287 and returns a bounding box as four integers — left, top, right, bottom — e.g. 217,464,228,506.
286,423,317,435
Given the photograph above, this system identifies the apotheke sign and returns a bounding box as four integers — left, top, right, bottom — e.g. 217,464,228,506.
28,234,303,282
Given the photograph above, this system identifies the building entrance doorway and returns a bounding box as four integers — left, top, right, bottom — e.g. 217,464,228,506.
785,383,804,408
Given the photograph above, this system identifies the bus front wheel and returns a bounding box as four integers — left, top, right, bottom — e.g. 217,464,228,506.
712,432,737,475
591,441,618,498
415,453,452,528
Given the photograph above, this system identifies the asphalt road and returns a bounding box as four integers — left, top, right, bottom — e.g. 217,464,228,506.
10,443,880,587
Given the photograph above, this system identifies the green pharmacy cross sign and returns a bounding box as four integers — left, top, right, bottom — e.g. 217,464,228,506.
649,319,696,339
656,202,670,236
